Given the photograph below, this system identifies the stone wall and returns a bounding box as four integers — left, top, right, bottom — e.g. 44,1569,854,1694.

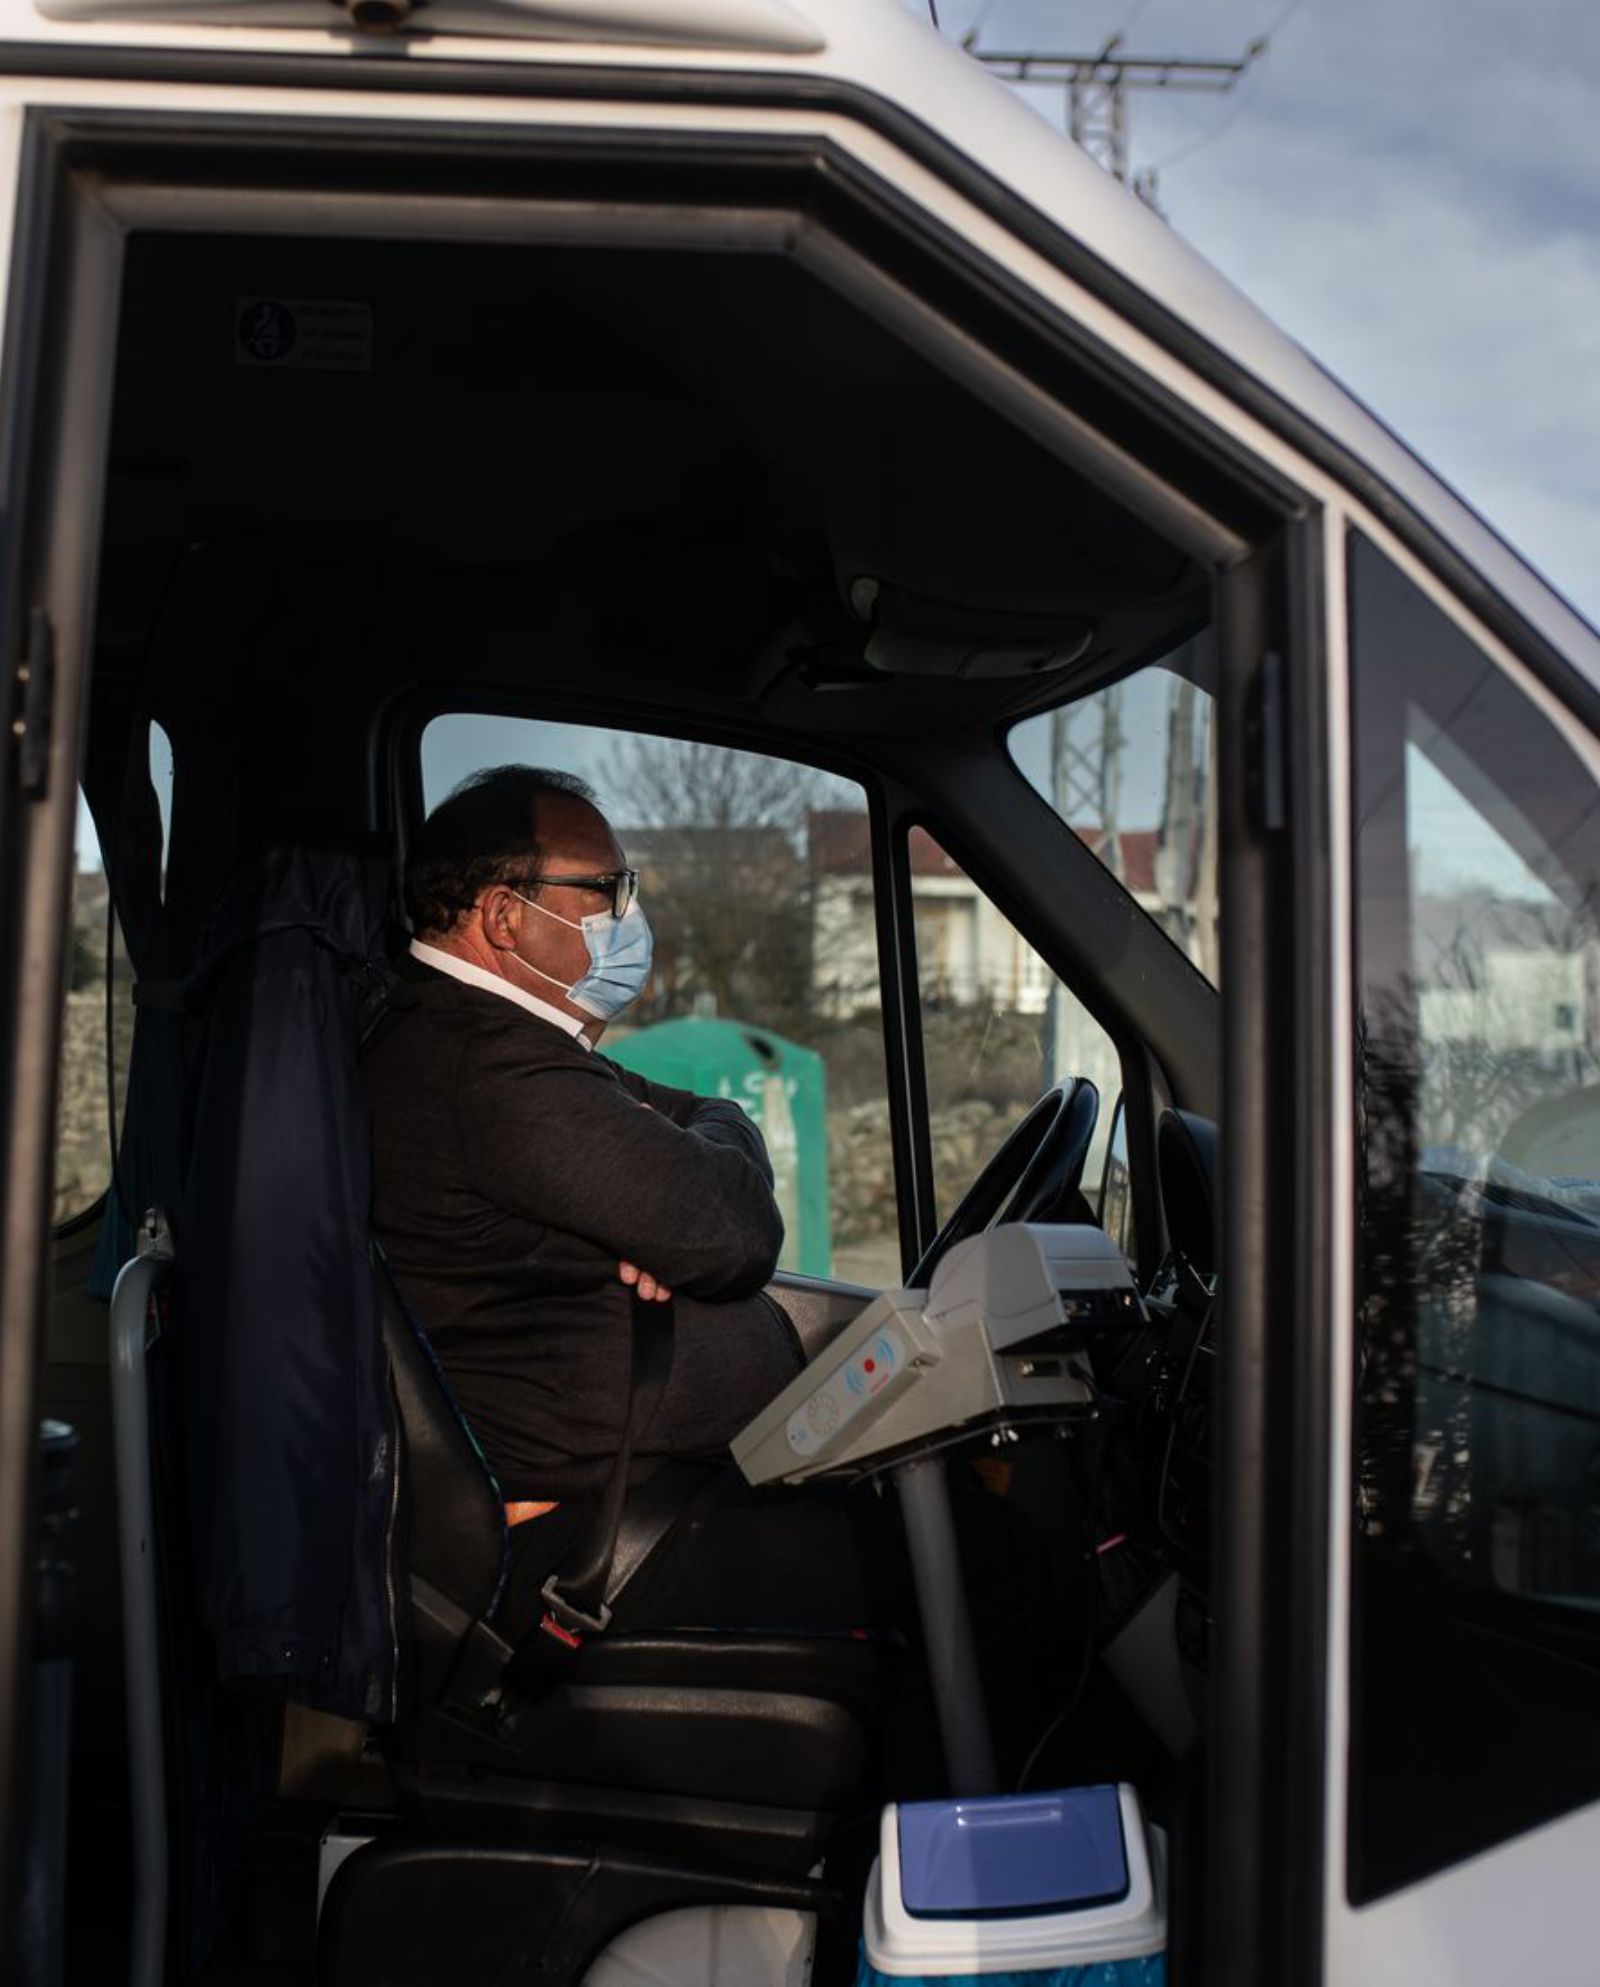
828,1095,1017,1249
54,989,123,1227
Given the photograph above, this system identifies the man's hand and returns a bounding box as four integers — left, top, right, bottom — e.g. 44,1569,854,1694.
618,1261,673,1303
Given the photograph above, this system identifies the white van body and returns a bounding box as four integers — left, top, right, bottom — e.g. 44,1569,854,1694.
0,5,1595,1986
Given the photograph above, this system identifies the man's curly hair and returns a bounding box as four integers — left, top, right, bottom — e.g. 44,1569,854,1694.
405,764,599,935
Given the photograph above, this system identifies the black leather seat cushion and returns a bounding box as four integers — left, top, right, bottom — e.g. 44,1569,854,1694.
566,1629,897,1717
395,1626,899,1807
496,1678,870,1807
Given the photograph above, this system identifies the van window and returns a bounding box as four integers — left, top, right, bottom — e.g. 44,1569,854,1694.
54,725,174,1229
55,797,129,1227
150,716,173,901
904,831,1121,1224
421,717,900,1287
1009,639,1219,984
1349,534,1600,1899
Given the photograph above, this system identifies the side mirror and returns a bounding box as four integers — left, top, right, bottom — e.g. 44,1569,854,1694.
1097,1094,1135,1260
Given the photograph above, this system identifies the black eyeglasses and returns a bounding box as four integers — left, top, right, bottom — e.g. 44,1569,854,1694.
518,868,638,919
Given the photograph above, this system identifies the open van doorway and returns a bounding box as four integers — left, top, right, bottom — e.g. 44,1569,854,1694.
6,104,1323,1987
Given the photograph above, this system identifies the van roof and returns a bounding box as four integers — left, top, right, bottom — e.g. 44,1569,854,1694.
2,0,1595,686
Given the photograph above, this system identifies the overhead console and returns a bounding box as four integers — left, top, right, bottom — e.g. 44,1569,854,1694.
735,1224,1141,1486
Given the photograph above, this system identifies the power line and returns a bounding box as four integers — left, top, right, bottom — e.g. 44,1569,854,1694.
1143,0,1312,174
970,39,1260,206
1145,68,1263,174
959,0,998,47
965,0,1312,209
1260,0,1312,39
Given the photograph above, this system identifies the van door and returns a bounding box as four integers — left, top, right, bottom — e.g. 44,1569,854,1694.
0,66,1330,1981
1327,530,1600,1985
0,149,122,1931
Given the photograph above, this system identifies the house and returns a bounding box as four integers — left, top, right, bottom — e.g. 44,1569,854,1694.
808,809,1181,1018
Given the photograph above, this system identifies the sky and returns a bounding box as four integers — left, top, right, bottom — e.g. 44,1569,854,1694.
920,0,1600,630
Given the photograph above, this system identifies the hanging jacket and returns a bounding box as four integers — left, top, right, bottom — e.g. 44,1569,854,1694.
177,839,402,1720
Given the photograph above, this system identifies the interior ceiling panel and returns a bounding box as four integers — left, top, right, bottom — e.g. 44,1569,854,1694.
94,229,1207,728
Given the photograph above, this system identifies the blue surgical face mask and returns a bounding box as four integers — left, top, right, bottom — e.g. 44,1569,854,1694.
507,891,654,1022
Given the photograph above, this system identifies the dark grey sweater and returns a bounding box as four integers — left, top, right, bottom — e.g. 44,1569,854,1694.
362,956,802,1498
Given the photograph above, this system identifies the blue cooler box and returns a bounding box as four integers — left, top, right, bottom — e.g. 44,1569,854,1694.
858,1782,1166,1985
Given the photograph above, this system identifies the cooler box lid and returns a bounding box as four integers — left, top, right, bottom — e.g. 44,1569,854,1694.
863,1784,1166,1978
898,1785,1128,1917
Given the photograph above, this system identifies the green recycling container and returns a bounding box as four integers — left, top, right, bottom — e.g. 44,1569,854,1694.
605,1016,832,1279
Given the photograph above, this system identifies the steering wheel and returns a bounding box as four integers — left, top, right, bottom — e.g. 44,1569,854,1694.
908,1076,1101,1288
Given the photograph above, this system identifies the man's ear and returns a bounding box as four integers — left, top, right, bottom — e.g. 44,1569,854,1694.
477,885,521,954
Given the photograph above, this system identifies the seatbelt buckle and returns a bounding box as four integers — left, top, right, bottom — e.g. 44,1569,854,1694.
538,1576,612,1649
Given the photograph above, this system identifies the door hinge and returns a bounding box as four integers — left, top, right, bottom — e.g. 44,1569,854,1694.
13,608,55,799
1247,648,1288,834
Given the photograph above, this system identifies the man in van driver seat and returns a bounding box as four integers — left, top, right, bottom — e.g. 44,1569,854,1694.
365,764,1049,1721
363,764,805,1532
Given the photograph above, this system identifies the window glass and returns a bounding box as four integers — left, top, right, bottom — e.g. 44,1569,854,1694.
55,724,175,1229
422,716,900,1287
906,830,1121,1224
1349,534,1600,1900
55,796,129,1227
150,717,173,901
1009,638,1219,983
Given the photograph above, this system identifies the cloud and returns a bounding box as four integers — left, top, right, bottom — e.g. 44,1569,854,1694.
1162,101,1600,618
939,0,1600,624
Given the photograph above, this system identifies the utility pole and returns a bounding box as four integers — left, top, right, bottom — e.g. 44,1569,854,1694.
968,33,1264,209
1043,688,1126,1096
1156,672,1198,953
1051,689,1125,884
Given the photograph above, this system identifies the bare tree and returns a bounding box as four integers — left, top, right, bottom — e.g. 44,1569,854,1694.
614,735,838,1036
618,737,823,841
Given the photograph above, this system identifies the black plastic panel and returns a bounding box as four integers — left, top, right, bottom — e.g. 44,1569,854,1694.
393,1770,832,1877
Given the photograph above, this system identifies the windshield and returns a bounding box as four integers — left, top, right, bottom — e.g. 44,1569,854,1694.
1007,636,1219,985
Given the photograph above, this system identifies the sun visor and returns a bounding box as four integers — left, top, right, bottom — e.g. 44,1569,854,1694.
855,577,1095,682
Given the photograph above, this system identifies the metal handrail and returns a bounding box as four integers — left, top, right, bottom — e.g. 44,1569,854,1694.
109,1212,173,1987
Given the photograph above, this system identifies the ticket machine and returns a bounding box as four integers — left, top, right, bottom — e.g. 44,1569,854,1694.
736,1222,1141,1792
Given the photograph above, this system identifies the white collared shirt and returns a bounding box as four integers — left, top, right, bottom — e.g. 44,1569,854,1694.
409,939,592,1050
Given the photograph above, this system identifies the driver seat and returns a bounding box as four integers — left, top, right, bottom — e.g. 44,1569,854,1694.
380,1254,891,1799
318,1260,898,1985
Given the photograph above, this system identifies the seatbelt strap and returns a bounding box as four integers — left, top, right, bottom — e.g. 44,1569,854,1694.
537,1289,675,1650
410,1576,516,1720
599,1458,720,1611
